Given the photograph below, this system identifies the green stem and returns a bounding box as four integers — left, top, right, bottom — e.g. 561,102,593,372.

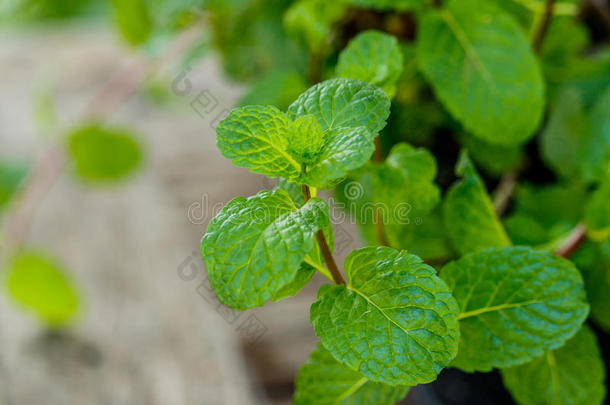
301,184,346,285
304,256,333,281
531,0,556,52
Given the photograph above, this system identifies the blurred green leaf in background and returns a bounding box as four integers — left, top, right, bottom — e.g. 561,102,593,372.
5,251,79,326
0,162,29,214
67,124,143,183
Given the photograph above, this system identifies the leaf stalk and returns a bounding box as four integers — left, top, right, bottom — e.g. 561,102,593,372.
531,0,557,52
301,184,346,285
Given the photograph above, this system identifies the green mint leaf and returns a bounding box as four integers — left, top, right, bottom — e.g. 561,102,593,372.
294,343,410,405
5,251,79,326
573,241,610,331
303,126,375,188
0,162,28,214
386,209,453,262
271,264,316,302
67,124,142,183
541,17,591,85
541,85,610,184
336,30,404,98
358,143,441,247
201,189,330,310
585,177,610,241
501,325,606,405
417,0,544,145
275,177,305,207
271,185,335,302
559,48,610,108
208,0,307,81
288,78,391,136
581,86,610,183
335,144,447,260
375,143,441,217
288,114,327,165
216,105,302,181
110,0,151,46
311,246,460,386
284,0,346,53
219,79,388,188
238,71,307,110
541,88,590,180
458,133,524,177
443,152,511,255
347,0,425,11
441,246,590,372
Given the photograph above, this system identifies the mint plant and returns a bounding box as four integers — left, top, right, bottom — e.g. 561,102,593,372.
201,77,599,405
1,0,607,402
201,0,610,402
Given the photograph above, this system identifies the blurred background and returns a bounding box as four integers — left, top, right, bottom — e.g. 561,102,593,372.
0,0,609,404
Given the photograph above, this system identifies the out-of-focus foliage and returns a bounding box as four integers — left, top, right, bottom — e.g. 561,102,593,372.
0,162,28,214
238,71,307,110
573,241,610,332
5,251,79,326
542,85,610,183
336,30,403,98
540,17,590,86
348,0,425,11
206,0,308,81
67,124,143,183
418,0,545,146
443,153,511,255
458,133,524,177
0,0,103,21
585,177,610,241
501,325,606,405
110,0,151,45
284,0,347,55
3,0,610,402
504,182,586,247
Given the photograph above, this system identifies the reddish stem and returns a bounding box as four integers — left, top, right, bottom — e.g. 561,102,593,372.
556,223,587,258
302,185,346,285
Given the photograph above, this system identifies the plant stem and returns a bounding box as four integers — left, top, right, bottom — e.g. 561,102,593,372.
304,256,333,281
308,51,323,85
372,137,390,246
374,137,384,163
302,183,311,201
555,222,587,258
531,0,557,52
493,172,517,217
374,208,390,247
301,184,346,285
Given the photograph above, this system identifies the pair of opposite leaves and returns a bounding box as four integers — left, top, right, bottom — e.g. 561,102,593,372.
216,78,391,189
203,77,390,310
204,199,589,391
